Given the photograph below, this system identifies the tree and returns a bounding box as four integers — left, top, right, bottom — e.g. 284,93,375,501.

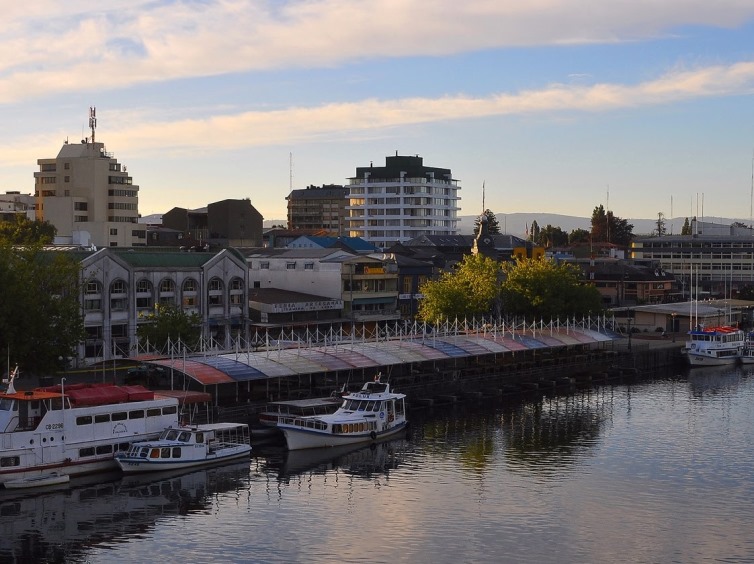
681,217,692,235
569,228,591,244
0,244,84,375
656,212,667,237
473,210,501,235
590,205,634,246
529,220,540,242
136,303,201,351
0,216,56,245
418,254,502,322
537,224,569,248
500,258,603,320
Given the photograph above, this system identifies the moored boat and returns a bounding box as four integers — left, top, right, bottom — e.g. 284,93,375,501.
253,394,344,441
115,423,251,473
684,325,745,366
0,366,181,486
278,374,407,450
4,471,70,490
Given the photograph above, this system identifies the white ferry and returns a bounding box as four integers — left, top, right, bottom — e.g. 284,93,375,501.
684,325,746,366
278,374,407,450
0,367,180,486
115,423,251,473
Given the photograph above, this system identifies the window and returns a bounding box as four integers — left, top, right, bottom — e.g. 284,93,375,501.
79,447,95,458
163,406,177,416
0,456,20,468
76,416,93,425
183,279,197,292
260,262,270,269
64,162,70,170
94,414,110,423
112,412,127,421
85,281,100,295
147,408,162,417
74,202,88,211
96,444,113,455
209,278,223,292
159,279,175,293
111,280,126,294
64,176,70,183
129,410,145,419
304,263,314,270
110,228,118,236
286,262,296,270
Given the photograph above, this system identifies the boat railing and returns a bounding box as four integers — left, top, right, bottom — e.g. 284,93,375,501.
279,416,328,431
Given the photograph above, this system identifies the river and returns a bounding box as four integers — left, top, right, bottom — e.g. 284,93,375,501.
1,365,753,563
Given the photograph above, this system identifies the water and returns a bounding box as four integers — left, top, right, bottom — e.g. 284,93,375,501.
2,365,754,563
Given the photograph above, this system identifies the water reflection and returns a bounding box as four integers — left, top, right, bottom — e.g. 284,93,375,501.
0,462,251,562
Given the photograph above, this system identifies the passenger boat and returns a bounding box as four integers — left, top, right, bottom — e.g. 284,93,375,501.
115,423,251,473
278,374,407,450
4,471,70,490
684,325,745,366
253,395,344,441
0,366,181,486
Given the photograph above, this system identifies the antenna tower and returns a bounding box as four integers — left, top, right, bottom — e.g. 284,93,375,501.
89,107,97,143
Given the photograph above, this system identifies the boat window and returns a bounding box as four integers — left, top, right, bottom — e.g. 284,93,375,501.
164,430,179,441
0,456,20,468
150,449,160,458
373,402,382,412
112,412,127,421
195,432,204,443
161,448,171,458
357,401,367,411
76,416,93,426
96,444,112,455
94,414,110,423
117,442,129,451
79,447,95,457
179,432,190,442
147,408,162,417
139,447,149,458
172,447,181,458
162,406,178,415
129,410,145,419
0,399,15,411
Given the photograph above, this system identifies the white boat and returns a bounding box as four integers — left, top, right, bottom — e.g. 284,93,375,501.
115,423,251,473
0,366,181,486
684,326,745,366
278,374,407,450
253,394,344,441
4,471,70,490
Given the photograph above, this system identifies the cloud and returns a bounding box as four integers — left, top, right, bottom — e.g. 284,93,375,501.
1,0,753,103
2,58,753,166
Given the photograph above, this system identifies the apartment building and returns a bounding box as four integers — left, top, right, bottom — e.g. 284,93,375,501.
346,154,461,249
286,184,348,235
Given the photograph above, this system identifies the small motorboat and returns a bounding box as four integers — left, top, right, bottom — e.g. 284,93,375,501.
115,423,252,474
4,472,70,489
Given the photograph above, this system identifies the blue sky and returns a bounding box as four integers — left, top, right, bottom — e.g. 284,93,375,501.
2,1,754,228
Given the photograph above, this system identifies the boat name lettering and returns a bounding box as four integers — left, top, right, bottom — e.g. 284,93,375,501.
45,423,63,430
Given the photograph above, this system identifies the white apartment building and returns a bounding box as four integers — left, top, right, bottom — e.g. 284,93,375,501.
35,125,144,247
0,191,35,220
346,154,460,249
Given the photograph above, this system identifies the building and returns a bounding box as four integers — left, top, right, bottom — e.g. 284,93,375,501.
577,259,677,307
345,154,461,248
77,247,248,364
0,191,35,221
286,184,348,235
631,220,754,299
35,111,144,247
163,199,263,247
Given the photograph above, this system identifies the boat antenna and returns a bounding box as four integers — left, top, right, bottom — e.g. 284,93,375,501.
7,365,18,395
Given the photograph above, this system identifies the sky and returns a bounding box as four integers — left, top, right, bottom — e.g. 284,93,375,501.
2,1,754,227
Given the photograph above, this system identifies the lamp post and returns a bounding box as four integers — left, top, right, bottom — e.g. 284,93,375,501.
671,312,677,343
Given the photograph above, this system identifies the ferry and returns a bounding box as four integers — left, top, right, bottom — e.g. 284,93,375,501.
278,374,407,450
115,423,251,473
253,394,344,441
684,325,746,366
0,366,180,486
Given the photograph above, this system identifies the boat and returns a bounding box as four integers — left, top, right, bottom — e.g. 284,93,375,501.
253,394,344,441
4,471,70,490
684,325,746,366
278,374,407,450
115,422,251,473
0,366,182,486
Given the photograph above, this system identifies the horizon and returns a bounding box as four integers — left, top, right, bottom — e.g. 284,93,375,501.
2,3,754,223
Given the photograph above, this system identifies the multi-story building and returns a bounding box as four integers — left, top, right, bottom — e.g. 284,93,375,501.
35,129,143,247
631,220,754,299
162,199,263,247
346,154,461,249
286,184,348,235
0,191,35,221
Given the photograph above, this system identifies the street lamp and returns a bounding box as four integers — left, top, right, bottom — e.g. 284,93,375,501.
671,312,677,342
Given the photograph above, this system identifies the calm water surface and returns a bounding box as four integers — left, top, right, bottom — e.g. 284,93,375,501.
2,366,754,563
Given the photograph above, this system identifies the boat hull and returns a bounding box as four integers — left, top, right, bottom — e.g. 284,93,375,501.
281,422,408,451
686,352,740,366
4,472,70,490
116,445,251,474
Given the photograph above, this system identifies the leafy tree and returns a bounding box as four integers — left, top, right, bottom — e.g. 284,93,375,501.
656,212,667,237
529,220,540,242
569,228,591,244
0,244,84,375
0,216,56,245
473,209,501,235
418,254,502,322
537,224,569,248
681,217,692,235
590,205,633,246
500,258,603,320
732,221,750,230
137,303,201,351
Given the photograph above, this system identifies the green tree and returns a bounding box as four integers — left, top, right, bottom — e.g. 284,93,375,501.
137,303,201,351
473,210,501,235
681,217,692,235
529,220,540,242
590,205,633,246
0,216,56,245
569,228,590,244
500,258,603,320
656,212,667,237
0,244,84,375
418,254,502,322
537,224,568,248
